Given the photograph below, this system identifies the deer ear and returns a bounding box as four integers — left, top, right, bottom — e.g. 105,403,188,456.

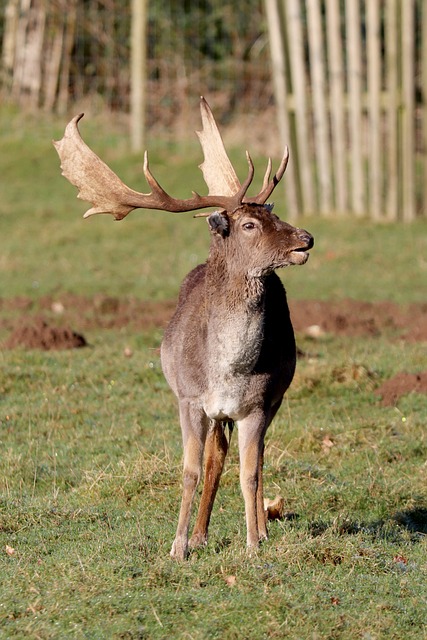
207,211,229,237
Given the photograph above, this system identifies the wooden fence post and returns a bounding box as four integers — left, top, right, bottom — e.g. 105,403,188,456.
130,0,148,153
346,0,365,216
367,0,382,220
285,0,315,214
326,0,348,214
423,0,427,217
401,0,416,222
306,0,332,214
385,0,399,221
264,0,299,220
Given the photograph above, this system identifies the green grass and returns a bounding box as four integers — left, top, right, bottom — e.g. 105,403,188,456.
1,107,427,639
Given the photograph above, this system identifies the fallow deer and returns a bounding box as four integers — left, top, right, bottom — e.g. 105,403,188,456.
54,98,313,560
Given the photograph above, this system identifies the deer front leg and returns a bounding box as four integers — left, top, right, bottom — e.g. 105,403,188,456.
237,412,267,549
170,402,209,561
189,420,229,549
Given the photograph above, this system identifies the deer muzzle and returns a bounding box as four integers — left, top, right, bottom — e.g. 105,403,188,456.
289,229,314,265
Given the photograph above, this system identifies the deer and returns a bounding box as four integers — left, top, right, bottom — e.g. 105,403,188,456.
54,97,313,560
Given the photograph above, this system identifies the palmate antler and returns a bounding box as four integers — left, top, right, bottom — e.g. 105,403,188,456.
53,97,289,220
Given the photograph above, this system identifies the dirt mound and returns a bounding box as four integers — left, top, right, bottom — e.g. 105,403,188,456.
3,318,87,351
374,371,427,407
290,299,427,342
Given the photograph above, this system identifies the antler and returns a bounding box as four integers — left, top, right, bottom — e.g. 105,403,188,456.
251,148,289,204
53,98,288,220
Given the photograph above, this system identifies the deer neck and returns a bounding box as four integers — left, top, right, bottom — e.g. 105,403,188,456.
206,254,267,308
204,258,267,373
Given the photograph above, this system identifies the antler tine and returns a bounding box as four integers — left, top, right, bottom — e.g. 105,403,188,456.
193,151,254,217
142,150,176,204
250,147,289,205
233,151,255,207
261,157,272,193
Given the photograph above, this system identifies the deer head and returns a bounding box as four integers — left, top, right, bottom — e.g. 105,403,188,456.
206,204,313,278
53,97,289,221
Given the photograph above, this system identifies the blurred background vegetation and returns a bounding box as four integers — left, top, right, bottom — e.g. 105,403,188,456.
0,1,270,123
1,0,426,221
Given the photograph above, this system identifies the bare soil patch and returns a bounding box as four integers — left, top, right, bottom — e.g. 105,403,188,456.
3,317,87,351
1,295,426,404
374,372,427,407
289,299,427,342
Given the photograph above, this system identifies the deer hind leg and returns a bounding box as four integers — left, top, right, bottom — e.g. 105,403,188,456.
256,442,268,541
237,411,267,549
189,420,230,549
170,402,209,561
255,400,281,542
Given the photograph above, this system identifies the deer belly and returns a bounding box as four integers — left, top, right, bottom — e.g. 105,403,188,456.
203,379,251,421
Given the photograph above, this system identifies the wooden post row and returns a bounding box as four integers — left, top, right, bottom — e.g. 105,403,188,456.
266,0,423,221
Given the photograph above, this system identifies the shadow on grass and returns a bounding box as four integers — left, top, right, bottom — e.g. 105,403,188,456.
393,507,427,533
306,507,427,541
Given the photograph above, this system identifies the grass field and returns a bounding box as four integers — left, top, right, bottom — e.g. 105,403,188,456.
1,106,426,639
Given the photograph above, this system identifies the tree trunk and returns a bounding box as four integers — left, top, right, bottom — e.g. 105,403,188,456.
2,0,20,77
11,0,47,109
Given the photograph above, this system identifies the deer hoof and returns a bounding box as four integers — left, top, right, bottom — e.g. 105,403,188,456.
170,538,188,561
246,544,260,558
189,532,208,549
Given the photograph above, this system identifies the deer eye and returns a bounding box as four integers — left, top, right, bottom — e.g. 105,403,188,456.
242,221,256,231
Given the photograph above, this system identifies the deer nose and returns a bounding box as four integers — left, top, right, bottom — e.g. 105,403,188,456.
297,229,314,249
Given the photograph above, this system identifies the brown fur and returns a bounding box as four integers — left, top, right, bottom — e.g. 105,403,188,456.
161,204,313,559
